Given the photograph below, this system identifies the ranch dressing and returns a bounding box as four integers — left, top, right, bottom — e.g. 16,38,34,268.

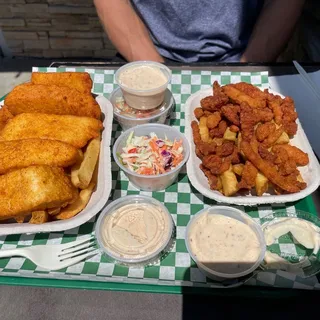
188,213,261,274
118,65,167,90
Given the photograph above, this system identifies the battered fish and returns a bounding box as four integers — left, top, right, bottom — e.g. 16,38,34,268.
0,106,14,131
0,166,76,218
5,83,101,119
0,139,81,174
0,113,103,148
31,72,93,94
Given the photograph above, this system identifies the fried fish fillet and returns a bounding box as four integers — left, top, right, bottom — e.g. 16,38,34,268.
0,166,76,218
0,106,14,132
31,72,93,94
0,139,81,174
0,113,103,148
5,83,101,119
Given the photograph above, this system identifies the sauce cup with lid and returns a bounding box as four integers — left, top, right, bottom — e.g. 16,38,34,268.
185,206,266,281
113,123,190,191
95,195,175,266
110,87,175,131
115,61,172,110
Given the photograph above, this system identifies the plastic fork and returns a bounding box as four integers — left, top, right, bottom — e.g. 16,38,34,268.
0,236,98,271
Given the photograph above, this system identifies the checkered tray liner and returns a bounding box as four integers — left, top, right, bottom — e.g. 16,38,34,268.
0,67,318,291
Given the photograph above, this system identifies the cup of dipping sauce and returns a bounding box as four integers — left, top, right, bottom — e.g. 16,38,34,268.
115,61,172,110
95,195,174,266
110,87,174,131
185,206,266,281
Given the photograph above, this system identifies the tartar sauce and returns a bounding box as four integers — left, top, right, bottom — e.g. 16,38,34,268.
118,65,167,90
101,203,171,260
263,217,320,254
188,213,261,274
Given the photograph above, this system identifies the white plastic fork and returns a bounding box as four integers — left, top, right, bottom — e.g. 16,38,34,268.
0,236,98,271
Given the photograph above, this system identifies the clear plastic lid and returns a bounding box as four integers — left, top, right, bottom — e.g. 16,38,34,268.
110,87,174,120
95,195,175,266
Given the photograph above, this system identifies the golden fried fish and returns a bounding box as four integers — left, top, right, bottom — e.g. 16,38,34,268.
31,72,93,94
0,139,81,174
0,113,103,148
0,166,76,218
5,83,101,119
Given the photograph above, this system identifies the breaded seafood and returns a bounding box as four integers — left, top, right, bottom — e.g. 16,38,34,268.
0,113,103,148
0,139,81,174
0,106,14,131
31,72,93,94
0,166,76,218
5,83,101,119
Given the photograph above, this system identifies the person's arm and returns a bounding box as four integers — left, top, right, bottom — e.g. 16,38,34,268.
241,0,305,62
94,0,164,62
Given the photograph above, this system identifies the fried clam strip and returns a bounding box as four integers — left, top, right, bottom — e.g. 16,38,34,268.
272,144,309,166
241,141,306,193
237,161,258,190
200,82,229,112
200,164,221,190
240,102,273,141
191,120,216,157
233,82,267,101
222,84,266,108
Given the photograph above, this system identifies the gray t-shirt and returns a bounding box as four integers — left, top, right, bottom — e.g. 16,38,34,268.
131,0,264,62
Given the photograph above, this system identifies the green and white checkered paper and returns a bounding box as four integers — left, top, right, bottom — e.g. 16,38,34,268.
0,67,318,291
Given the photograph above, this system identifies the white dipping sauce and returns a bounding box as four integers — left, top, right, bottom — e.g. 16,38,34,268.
118,65,167,90
188,213,261,274
101,203,171,261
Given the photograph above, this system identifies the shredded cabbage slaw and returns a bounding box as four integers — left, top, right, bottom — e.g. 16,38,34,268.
119,132,184,175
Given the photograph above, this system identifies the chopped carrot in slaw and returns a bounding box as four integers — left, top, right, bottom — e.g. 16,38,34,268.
119,132,184,175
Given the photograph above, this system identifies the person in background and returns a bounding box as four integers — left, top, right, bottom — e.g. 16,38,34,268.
94,0,305,63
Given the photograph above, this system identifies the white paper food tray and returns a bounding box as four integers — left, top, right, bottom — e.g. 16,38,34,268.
0,95,113,235
185,88,320,206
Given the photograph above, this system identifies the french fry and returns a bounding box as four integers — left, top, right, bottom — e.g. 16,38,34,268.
47,207,61,215
220,165,238,196
71,150,84,188
199,116,210,142
29,211,49,224
255,172,269,196
233,163,244,176
14,216,26,223
55,182,95,220
213,138,224,146
275,132,290,145
223,127,237,142
77,136,100,189
297,174,305,183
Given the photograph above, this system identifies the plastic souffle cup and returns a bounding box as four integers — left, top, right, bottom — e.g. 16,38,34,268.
113,123,190,192
110,87,175,131
115,61,172,110
185,206,266,282
95,195,175,266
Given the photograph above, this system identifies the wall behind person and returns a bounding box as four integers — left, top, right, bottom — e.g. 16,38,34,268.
0,0,116,58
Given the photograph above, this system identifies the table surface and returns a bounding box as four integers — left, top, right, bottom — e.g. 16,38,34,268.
0,62,319,320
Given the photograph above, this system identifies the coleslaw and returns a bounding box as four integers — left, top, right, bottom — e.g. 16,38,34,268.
119,132,184,175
